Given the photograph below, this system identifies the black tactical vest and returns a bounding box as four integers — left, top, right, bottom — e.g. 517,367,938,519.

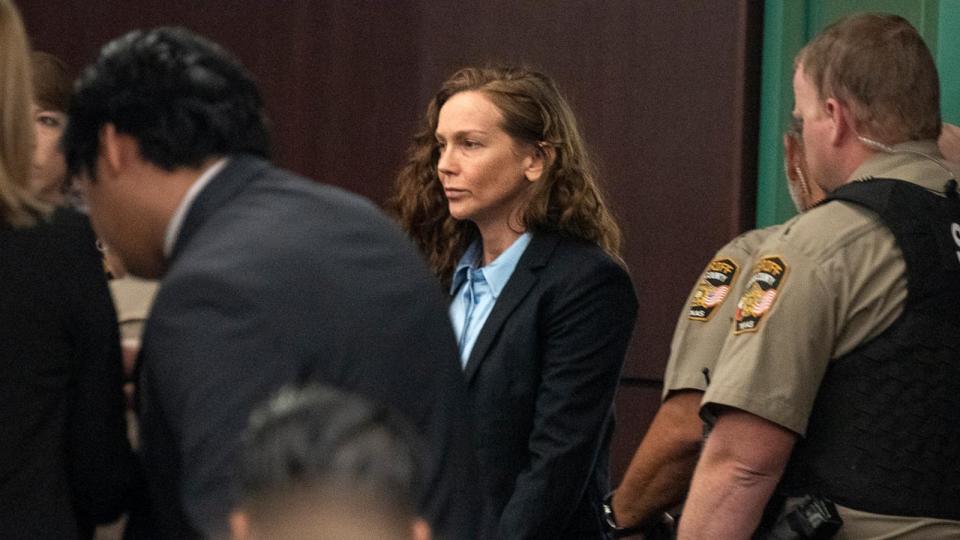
778,177,960,520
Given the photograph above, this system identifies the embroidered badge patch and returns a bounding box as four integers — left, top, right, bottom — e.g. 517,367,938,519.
688,258,739,321
734,256,788,334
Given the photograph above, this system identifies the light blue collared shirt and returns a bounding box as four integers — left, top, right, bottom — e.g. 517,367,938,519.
449,233,532,368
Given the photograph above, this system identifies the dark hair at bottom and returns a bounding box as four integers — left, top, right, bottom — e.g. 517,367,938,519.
237,384,424,518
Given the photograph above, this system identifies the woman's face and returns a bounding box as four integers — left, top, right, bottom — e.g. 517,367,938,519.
435,91,539,232
31,104,68,205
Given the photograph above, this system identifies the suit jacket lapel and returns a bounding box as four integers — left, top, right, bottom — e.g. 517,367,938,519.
463,232,560,384
169,154,270,263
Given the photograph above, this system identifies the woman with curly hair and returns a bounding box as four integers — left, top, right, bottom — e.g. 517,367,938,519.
391,66,638,539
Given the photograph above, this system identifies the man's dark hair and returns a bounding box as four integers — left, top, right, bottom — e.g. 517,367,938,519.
237,385,424,522
63,26,270,180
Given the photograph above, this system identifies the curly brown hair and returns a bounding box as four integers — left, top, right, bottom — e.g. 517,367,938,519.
389,66,623,287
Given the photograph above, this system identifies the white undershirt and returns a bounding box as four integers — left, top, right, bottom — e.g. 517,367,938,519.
162,158,229,258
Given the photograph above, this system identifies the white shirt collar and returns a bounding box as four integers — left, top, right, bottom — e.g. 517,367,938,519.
163,158,229,258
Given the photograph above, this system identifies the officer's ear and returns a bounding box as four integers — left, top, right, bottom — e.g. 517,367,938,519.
824,97,854,148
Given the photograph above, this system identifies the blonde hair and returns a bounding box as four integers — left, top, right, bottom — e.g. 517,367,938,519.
390,66,623,287
0,0,46,227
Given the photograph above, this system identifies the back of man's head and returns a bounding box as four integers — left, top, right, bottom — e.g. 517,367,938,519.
233,385,428,540
63,26,270,181
797,12,940,144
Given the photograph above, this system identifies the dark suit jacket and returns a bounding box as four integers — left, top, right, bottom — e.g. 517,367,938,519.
130,155,480,539
462,232,637,539
0,209,131,539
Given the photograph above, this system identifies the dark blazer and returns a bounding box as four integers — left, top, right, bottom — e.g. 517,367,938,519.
129,155,480,539
0,209,132,539
462,232,637,539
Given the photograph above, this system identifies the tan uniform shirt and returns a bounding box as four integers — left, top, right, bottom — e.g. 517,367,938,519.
661,226,779,399
703,141,960,535
109,276,159,342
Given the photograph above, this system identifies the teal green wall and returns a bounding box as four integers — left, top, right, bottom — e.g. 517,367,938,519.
756,0,958,227
939,4,960,122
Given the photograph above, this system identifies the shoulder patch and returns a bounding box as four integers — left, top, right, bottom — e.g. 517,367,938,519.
734,256,788,334
688,258,739,321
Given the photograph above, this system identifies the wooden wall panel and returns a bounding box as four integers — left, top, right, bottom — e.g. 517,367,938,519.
611,383,663,481
19,0,763,482
20,1,422,204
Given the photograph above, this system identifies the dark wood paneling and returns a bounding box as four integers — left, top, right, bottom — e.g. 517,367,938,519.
21,1,424,204
611,382,663,482
20,0,762,482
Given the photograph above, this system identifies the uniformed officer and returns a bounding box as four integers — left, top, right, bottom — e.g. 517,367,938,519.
603,126,822,536
602,227,775,537
608,126,959,538
680,13,960,539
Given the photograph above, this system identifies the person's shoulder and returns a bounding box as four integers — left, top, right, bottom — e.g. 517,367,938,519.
698,227,784,283
541,233,635,295
765,199,883,263
199,160,399,246
17,206,90,236
42,207,98,255
238,162,405,243
251,162,380,215
174,161,424,285
546,233,623,272
721,225,782,258
49,206,90,228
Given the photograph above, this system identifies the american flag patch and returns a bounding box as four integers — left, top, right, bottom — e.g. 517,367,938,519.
734,256,787,334
689,258,739,321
